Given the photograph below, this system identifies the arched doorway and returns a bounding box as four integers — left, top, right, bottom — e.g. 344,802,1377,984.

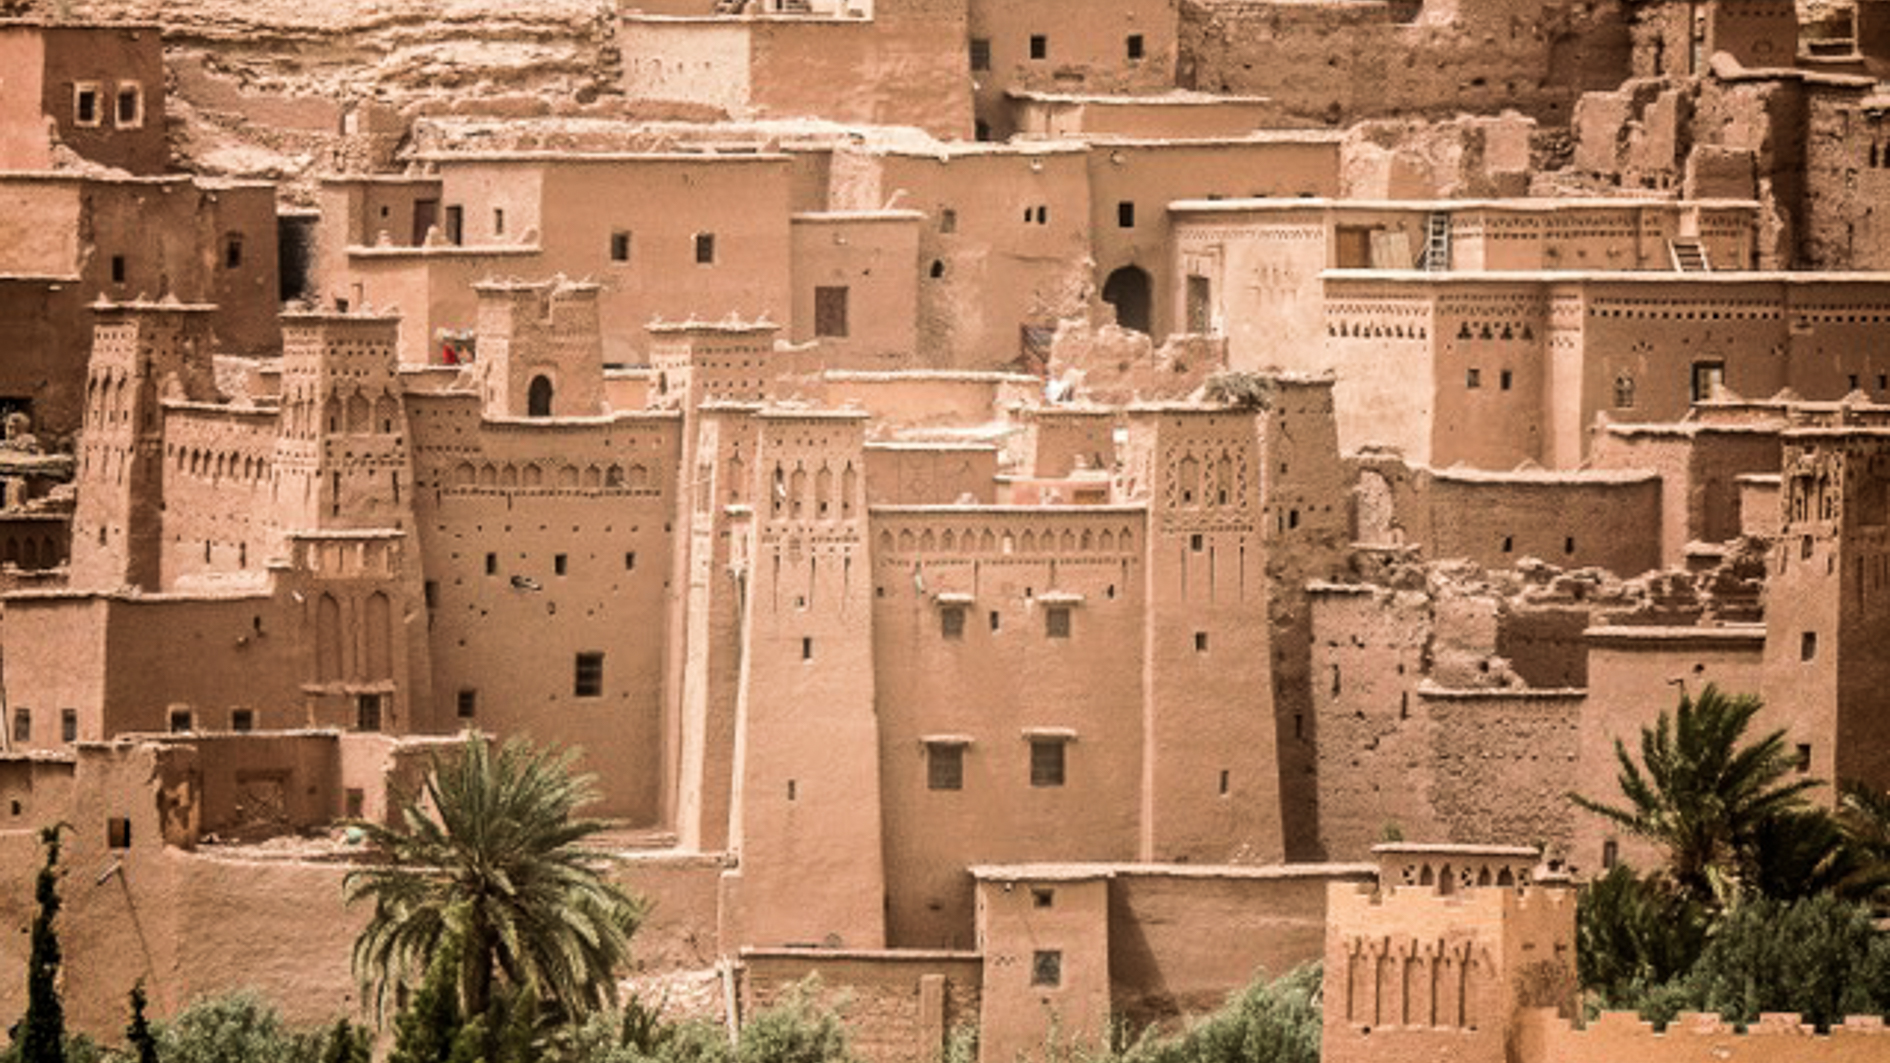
527,375,553,417
1102,265,1152,334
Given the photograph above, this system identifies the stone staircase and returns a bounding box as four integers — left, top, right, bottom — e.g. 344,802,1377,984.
1669,238,1710,272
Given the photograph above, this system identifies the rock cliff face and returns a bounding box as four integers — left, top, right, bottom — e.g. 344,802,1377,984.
14,0,633,196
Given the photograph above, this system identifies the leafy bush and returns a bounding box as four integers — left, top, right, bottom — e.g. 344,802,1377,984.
736,981,855,1063
1686,894,1890,1029
1118,965,1321,1063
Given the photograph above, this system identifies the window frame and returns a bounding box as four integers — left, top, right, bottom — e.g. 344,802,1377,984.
113,82,143,129
1029,737,1066,787
574,651,606,698
73,82,102,127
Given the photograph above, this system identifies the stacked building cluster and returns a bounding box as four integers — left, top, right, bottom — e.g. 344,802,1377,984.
2,0,1890,1060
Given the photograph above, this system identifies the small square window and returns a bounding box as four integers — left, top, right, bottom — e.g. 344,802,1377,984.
60,709,77,743
355,695,382,733
695,233,717,265
1190,533,1204,552
230,709,253,733
1466,368,1482,389
815,286,850,338
575,652,605,697
554,553,568,576
1796,743,1813,773
1801,631,1818,661
169,709,192,733
1032,887,1054,908
940,209,957,234
610,231,632,263
74,83,101,127
1031,950,1062,987
1045,606,1071,639
927,744,964,791
107,817,132,850
1030,739,1065,787
941,605,966,640
970,38,992,71
1194,632,1209,653
625,551,637,570
1117,201,1136,228
1029,34,1048,60
1126,34,1145,60
457,689,478,719
115,83,142,128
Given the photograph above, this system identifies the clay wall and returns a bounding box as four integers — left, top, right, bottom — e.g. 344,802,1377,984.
0,29,49,171
204,182,285,355
1018,408,1116,479
819,372,1037,429
871,507,1147,947
1178,0,1631,128
1416,690,1584,852
0,180,81,275
975,872,1112,1062
0,279,88,442
1738,473,1780,536
37,25,167,175
1577,627,1768,871
179,733,342,840
0,758,75,833
617,19,753,116
749,16,972,139
790,212,922,369
1521,1008,1890,1063
1107,865,1373,1025
1428,285,1550,468
313,177,446,314
741,950,982,1063
1012,97,1277,140
1783,281,1890,397
345,248,542,365
0,594,108,750
99,593,306,738
0,516,67,573
1424,470,1662,576
838,149,1092,371
408,401,681,821
1314,281,1436,459
968,0,1179,140
1704,0,1799,69
1172,206,1330,372
1590,425,1784,565
1088,139,1340,342
158,405,280,585
864,445,999,505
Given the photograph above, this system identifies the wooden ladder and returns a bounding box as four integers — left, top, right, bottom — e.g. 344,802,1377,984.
1421,212,1450,271
1670,238,1710,272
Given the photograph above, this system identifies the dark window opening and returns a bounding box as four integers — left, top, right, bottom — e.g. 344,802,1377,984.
231,709,254,733
115,85,140,126
493,208,506,236
355,694,382,733
1466,368,1481,389
444,205,464,246
527,375,554,418
10,708,26,743
486,552,498,575
575,652,605,697
60,709,77,743
1033,887,1055,908
1219,769,1230,795
225,235,244,270
1801,631,1818,661
970,38,991,70
457,689,478,719
1045,606,1071,639
1029,34,1048,60
694,233,716,264
1126,34,1145,60
1564,536,1576,554
610,231,632,263
927,744,964,791
1601,840,1618,869
75,87,99,125
625,552,637,570
169,708,192,733
345,789,365,818
107,817,131,850
1500,369,1513,391
815,286,850,338
941,605,966,640
1031,950,1062,987
554,554,568,576
111,255,126,284
1194,631,1209,653
1030,738,1066,787
1117,201,1136,228
802,637,814,660
930,259,946,279
1796,743,1813,772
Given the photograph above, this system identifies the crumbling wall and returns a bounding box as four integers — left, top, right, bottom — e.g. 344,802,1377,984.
741,951,982,1063
1177,0,1631,128
1340,113,1536,199
1420,689,1582,852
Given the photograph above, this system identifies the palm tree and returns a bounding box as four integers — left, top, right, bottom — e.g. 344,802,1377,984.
344,735,644,1026
1834,779,1890,906
1569,684,1820,906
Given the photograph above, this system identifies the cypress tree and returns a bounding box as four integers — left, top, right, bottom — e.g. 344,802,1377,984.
18,825,68,1063
126,979,160,1063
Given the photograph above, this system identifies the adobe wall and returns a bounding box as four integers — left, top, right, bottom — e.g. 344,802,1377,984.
1086,139,1340,342
38,25,168,175
790,213,922,369
1520,1008,1890,1063
100,593,307,736
1590,424,1784,566
1014,97,1279,141
158,405,281,585
740,950,982,1063
870,508,1148,947
0,181,82,276
968,0,1179,141
1313,282,1437,460
345,248,541,365
0,280,88,443
864,445,999,505
750,17,971,139
836,149,1093,371
407,400,683,821
1178,0,1632,128
0,29,49,171
617,20,752,115
1416,690,1583,853
0,516,68,573
819,372,1037,430
1106,865,1374,1026
975,872,1112,1063
1577,627,1767,871
1424,470,1662,577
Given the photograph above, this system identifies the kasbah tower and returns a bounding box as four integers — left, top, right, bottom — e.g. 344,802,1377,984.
1,0,1890,1061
